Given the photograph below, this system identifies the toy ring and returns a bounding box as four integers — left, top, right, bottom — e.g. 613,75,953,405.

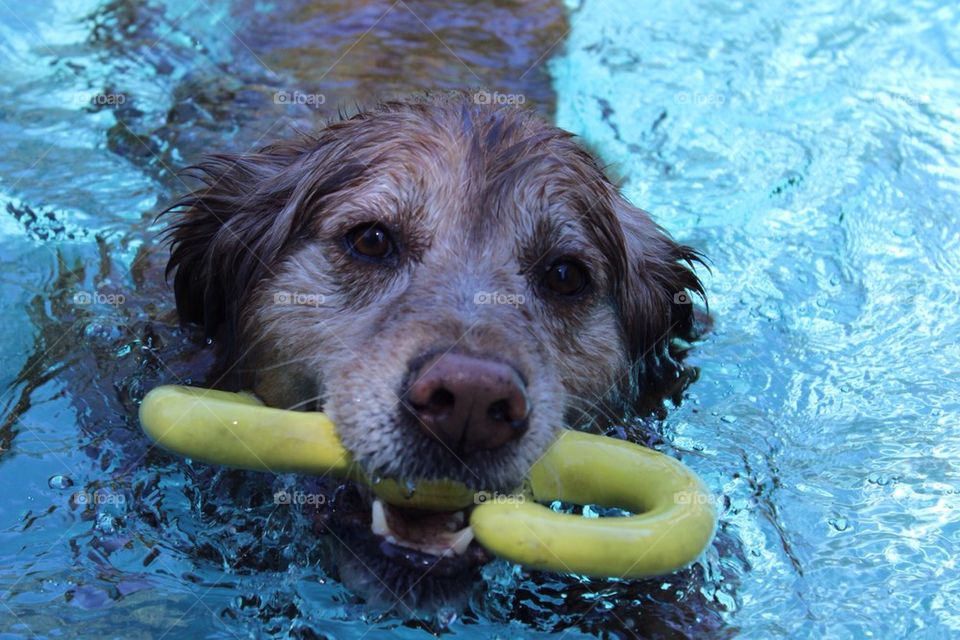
139,385,716,578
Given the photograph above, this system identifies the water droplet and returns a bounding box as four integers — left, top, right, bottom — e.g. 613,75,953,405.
828,517,849,532
84,322,122,341
96,513,116,534
48,475,74,490
402,479,416,499
436,606,457,629
892,222,913,238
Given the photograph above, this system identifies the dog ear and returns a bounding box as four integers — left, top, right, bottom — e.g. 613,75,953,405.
162,137,364,357
614,197,706,386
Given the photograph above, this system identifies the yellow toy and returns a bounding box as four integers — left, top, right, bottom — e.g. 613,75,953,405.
140,385,715,578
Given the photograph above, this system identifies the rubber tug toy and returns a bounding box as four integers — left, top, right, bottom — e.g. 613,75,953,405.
140,385,716,578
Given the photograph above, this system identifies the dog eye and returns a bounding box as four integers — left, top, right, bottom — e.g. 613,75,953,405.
543,258,589,296
345,223,394,260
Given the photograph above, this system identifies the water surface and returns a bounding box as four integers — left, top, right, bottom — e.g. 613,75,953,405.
553,0,960,636
1,0,958,638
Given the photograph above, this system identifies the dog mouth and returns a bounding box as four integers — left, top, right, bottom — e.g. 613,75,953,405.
367,498,490,574
371,499,474,557
325,478,491,575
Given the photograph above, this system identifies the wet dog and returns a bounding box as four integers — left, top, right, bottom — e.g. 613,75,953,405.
164,92,704,609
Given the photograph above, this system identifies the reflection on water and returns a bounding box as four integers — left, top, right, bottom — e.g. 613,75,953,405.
1,0,958,637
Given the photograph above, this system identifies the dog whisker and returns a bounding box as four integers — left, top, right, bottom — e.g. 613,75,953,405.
254,355,320,372
282,394,325,412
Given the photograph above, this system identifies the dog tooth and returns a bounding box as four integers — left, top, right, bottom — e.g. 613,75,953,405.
371,499,390,537
448,526,475,556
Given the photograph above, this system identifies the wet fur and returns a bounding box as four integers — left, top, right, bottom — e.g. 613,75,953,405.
164,92,704,493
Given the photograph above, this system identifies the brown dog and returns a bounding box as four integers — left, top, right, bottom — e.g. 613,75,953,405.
164,92,703,572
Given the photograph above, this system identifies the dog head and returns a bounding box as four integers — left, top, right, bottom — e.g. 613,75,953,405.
165,93,703,496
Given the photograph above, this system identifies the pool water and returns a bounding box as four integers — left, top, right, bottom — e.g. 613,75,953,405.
1,0,958,638
553,1,960,636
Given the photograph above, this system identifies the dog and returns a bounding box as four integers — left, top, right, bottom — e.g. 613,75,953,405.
163,91,705,609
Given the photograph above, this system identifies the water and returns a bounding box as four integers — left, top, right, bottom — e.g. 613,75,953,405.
1,0,958,637
554,0,960,636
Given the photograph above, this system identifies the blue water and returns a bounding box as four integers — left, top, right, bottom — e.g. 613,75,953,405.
1,0,958,638
554,0,960,636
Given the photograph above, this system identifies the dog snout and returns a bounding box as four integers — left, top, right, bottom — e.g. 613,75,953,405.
404,352,530,452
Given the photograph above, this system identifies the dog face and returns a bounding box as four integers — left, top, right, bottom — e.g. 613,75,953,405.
165,93,702,569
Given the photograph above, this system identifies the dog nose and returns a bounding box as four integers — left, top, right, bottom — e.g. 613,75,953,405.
404,352,529,452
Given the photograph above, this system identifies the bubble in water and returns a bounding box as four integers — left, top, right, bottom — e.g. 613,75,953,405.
48,475,74,490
